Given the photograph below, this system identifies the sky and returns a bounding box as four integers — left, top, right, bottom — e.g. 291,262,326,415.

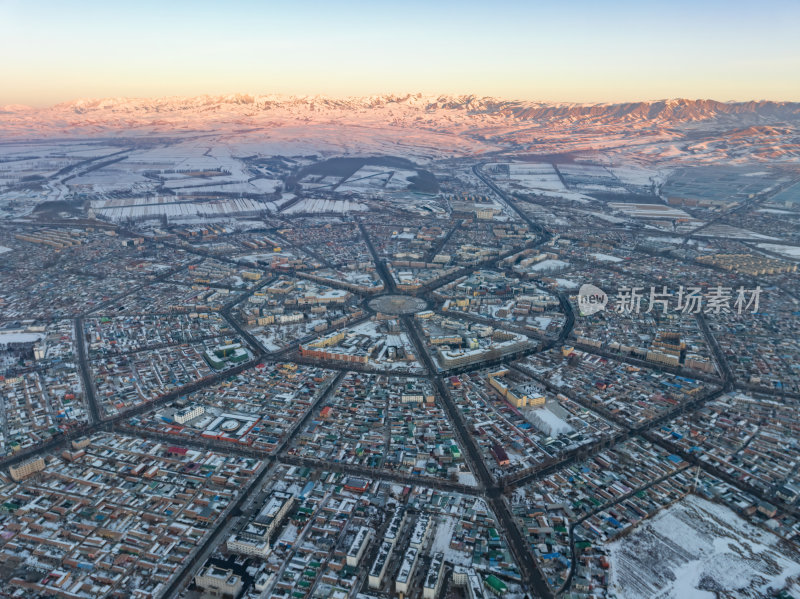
1,0,799,106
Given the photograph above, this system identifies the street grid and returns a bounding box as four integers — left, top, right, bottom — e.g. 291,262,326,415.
0,162,795,599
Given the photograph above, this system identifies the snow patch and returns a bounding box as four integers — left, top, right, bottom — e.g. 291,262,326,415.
608,495,800,599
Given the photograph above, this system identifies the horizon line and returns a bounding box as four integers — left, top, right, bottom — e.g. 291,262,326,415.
5,93,800,111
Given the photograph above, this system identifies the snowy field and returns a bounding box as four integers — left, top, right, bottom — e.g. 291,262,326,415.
608,202,692,220
608,495,800,599
608,165,667,187
457,472,477,486
169,178,281,194
529,259,570,272
756,243,800,259
0,331,44,345
92,197,275,222
576,183,629,193
646,236,684,245
756,208,797,215
695,225,779,241
577,209,627,223
508,163,565,192
281,198,367,214
558,163,615,178
590,252,623,262
554,278,579,289
335,166,419,193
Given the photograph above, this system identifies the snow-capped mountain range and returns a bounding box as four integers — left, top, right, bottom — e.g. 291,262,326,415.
2,94,799,162
6,94,800,123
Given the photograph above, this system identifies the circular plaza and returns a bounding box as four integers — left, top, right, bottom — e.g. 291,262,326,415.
368,294,429,315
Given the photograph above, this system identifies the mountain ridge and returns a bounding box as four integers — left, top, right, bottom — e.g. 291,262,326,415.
10,94,800,125
2,94,798,162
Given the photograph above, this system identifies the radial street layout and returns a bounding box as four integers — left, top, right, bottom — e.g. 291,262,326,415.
1,144,799,599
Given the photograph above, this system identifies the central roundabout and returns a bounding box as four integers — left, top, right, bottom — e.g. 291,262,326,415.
367,294,429,315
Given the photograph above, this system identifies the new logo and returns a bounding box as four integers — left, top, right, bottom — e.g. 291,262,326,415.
578,284,608,316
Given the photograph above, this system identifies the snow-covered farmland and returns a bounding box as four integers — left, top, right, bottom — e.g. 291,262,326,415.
608,495,800,599
281,198,368,214
92,197,275,222
756,243,800,259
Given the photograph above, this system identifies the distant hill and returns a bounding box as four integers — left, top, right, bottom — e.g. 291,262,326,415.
45,94,800,125
2,94,798,162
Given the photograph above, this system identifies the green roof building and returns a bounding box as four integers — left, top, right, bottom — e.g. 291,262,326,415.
485,575,508,595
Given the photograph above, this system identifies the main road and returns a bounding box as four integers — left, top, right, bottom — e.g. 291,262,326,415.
401,312,555,599
353,208,556,598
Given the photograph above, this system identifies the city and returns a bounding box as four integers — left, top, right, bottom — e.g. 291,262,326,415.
1,1,799,597
0,135,798,599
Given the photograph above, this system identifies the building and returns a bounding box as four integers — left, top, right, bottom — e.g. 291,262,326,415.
384,508,406,546
61,449,85,462
484,575,508,595
344,477,369,493
436,334,529,369
685,353,715,373
346,526,373,567
452,567,486,599
226,525,272,559
491,444,509,467
296,288,350,305
430,334,463,346
307,330,347,348
298,346,369,364
529,407,573,437
423,552,445,599
409,515,431,549
488,370,545,408
395,547,418,595
227,491,295,558
254,571,274,592
9,457,45,481
275,312,304,324
401,389,434,403
72,438,91,450
175,404,205,424
204,343,249,369
368,540,393,589
194,564,244,599
255,491,294,532
646,349,680,367
257,315,275,326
